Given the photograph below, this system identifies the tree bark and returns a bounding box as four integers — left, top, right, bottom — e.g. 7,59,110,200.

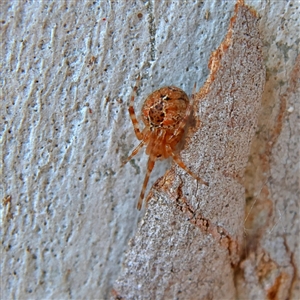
113,1,267,298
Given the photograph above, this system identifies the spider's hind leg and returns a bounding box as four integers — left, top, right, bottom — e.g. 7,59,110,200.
128,75,143,140
169,83,196,144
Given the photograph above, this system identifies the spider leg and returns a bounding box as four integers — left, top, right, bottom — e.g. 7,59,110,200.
137,156,155,210
128,75,143,140
166,145,208,186
121,141,145,167
169,83,196,144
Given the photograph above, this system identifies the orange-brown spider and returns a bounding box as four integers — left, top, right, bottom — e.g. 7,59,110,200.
122,77,208,210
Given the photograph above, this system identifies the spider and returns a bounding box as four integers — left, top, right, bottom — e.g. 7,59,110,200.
122,77,208,210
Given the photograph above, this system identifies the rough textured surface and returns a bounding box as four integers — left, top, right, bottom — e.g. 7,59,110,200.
237,33,300,300
113,1,265,298
1,0,299,299
236,1,300,299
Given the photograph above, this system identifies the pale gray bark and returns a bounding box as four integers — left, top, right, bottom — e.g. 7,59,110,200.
114,2,266,298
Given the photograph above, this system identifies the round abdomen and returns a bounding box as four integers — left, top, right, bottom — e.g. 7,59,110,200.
141,86,189,130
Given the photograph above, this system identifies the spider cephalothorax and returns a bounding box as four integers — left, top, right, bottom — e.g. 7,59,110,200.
122,78,208,210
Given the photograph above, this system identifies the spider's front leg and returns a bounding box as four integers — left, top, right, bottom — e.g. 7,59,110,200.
137,155,155,210
121,141,145,167
166,145,208,186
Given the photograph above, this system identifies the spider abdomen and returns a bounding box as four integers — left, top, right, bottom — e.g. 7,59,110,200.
142,86,189,130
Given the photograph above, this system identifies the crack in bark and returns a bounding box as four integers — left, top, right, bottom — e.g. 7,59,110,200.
172,182,240,267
